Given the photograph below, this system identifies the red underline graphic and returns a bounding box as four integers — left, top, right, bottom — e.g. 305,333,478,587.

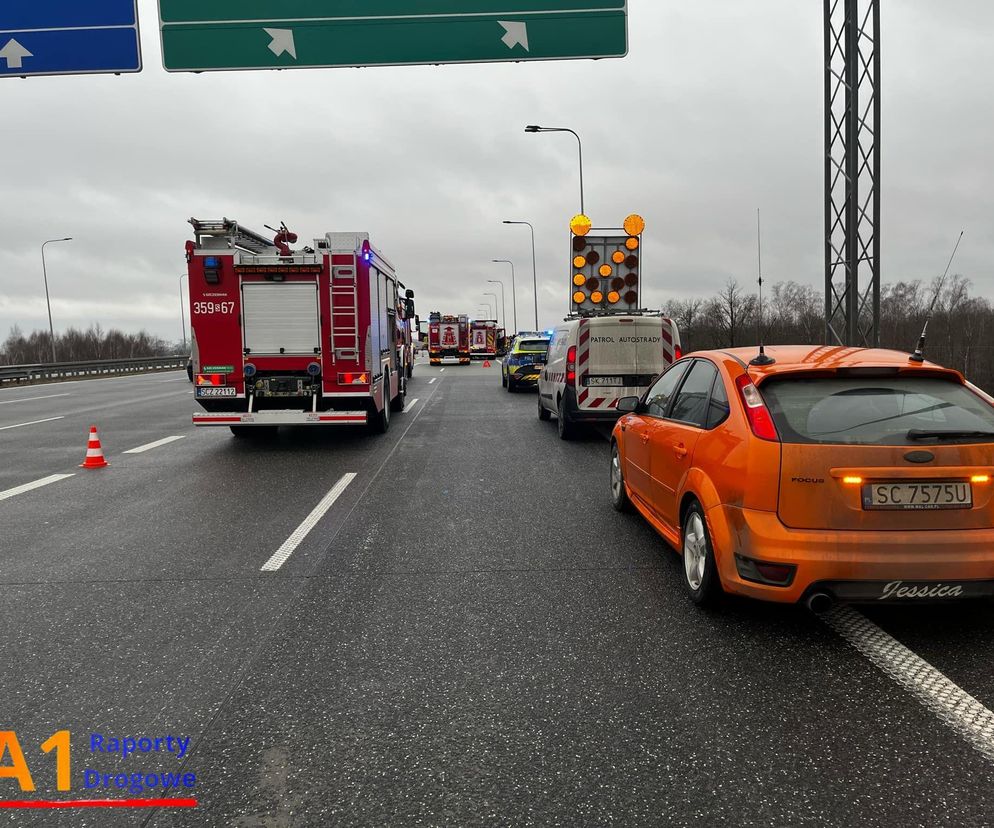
0,798,198,809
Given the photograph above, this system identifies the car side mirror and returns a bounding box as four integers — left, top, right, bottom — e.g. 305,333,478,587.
617,396,639,413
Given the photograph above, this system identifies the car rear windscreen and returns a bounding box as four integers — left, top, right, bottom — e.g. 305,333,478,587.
760,375,994,445
517,340,549,353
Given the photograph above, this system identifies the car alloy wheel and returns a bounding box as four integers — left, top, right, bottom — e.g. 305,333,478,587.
683,512,707,590
610,443,631,512
681,503,722,606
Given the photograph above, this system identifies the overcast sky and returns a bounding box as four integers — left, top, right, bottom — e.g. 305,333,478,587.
2,1,993,344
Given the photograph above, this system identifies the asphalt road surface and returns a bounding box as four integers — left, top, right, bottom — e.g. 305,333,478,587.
2,361,994,826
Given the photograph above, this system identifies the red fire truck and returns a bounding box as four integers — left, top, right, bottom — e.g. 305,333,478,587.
186,218,415,436
428,313,470,365
469,320,498,360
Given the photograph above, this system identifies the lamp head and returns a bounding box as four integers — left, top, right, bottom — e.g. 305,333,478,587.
524,125,541,133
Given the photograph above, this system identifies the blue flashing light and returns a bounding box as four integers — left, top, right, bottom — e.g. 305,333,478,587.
204,256,220,268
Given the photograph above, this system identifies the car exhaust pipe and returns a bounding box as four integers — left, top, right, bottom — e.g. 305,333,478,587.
806,592,834,614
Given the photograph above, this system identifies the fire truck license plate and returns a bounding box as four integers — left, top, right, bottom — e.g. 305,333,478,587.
196,387,238,398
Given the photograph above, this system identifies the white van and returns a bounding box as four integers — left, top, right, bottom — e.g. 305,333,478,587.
538,314,682,439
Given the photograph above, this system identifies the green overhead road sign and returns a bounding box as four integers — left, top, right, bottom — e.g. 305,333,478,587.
158,1,627,73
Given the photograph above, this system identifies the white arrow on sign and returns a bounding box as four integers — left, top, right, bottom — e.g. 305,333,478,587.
263,28,297,60
0,39,33,70
498,21,529,52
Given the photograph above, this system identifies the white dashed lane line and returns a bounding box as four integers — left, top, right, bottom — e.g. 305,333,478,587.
0,474,75,503
260,473,357,572
428,378,437,385
0,393,70,406
0,416,65,431
405,398,419,412
123,435,185,454
823,606,994,762
440,368,445,372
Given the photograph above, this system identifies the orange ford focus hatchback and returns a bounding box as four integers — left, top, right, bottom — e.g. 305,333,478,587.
609,346,994,608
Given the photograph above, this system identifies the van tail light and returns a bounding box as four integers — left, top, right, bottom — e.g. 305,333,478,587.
735,374,779,441
674,345,683,361
566,345,577,385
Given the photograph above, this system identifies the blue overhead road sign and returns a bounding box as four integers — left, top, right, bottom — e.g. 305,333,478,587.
0,0,141,78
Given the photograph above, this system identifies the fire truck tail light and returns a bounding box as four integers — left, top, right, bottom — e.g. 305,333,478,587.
566,345,577,385
196,374,225,387
338,373,369,385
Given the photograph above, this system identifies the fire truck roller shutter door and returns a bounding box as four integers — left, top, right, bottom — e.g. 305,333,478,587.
242,282,320,355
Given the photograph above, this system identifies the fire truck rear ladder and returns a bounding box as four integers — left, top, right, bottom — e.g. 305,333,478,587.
189,218,276,255
331,264,359,360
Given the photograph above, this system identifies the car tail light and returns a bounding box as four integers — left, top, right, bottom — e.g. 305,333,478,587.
566,345,577,385
338,373,369,385
735,373,779,441
973,475,990,484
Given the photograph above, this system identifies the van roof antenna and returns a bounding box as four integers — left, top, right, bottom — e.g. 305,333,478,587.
750,207,774,366
909,230,964,363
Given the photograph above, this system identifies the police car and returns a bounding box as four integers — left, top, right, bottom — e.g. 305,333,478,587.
501,333,552,392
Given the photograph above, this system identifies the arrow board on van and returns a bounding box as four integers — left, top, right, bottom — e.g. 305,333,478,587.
158,0,627,72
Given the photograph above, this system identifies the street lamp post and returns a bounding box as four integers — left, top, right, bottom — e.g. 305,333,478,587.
486,279,507,335
483,292,499,326
41,237,72,363
503,221,538,330
178,274,188,351
491,259,517,334
524,125,585,215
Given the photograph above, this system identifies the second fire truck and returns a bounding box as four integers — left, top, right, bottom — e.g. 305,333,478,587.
186,218,416,435
428,313,470,365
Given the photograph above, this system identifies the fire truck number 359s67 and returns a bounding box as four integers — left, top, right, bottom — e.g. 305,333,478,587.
186,218,417,437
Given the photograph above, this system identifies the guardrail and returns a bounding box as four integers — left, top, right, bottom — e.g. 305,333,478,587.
0,356,187,386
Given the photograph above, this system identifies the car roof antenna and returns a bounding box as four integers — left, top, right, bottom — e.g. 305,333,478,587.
750,208,775,366
909,230,964,363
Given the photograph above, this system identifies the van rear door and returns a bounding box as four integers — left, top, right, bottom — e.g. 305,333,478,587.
578,317,673,412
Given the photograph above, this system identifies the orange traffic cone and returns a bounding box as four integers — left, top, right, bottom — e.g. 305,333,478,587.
483,360,491,368
79,425,109,469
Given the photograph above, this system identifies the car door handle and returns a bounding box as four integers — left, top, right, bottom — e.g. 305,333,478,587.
673,443,688,458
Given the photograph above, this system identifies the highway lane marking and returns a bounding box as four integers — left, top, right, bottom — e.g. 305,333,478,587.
0,473,75,502
123,435,185,454
405,398,419,412
440,368,445,372
0,393,70,406
824,606,994,762
0,416,64,431
428,378,437,384
260,473,357,572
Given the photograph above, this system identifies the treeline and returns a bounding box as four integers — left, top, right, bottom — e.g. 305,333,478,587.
664,274,994,392
0,325,177,365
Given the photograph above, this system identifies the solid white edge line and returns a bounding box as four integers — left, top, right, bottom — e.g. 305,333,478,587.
0,393,70,406
824,605,994,762
0,473,75,502
123,435,186,454
0,416,65,431
260,473,357,572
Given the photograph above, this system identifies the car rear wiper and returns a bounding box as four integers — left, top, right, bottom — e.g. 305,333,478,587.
906,429,994,440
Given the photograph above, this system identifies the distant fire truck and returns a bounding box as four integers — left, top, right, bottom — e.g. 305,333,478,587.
469,319,498,360
186,218,416,435
428,313,470,365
